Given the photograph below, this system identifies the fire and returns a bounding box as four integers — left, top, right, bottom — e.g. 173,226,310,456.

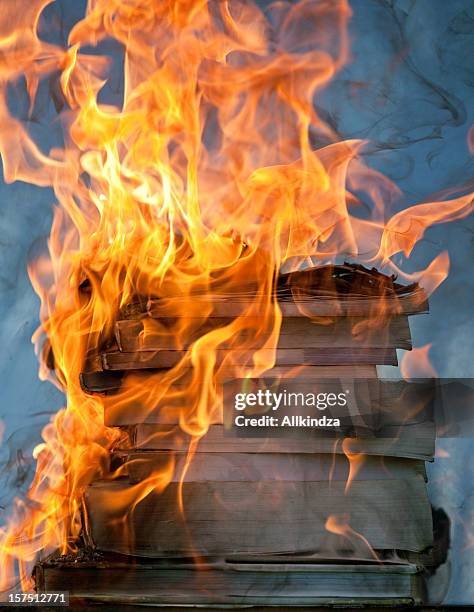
325,514,379,561
400,344,438,380
0,0,472,592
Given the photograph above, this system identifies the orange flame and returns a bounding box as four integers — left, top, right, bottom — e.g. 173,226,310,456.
401,344,438,380
0,0,471,591
325,514,379,561
341,440,366,494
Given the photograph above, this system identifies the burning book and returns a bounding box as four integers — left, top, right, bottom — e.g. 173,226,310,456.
32,263,436,604
35,556,426,606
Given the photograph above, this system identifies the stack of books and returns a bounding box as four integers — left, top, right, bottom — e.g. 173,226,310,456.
36,263,436,606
